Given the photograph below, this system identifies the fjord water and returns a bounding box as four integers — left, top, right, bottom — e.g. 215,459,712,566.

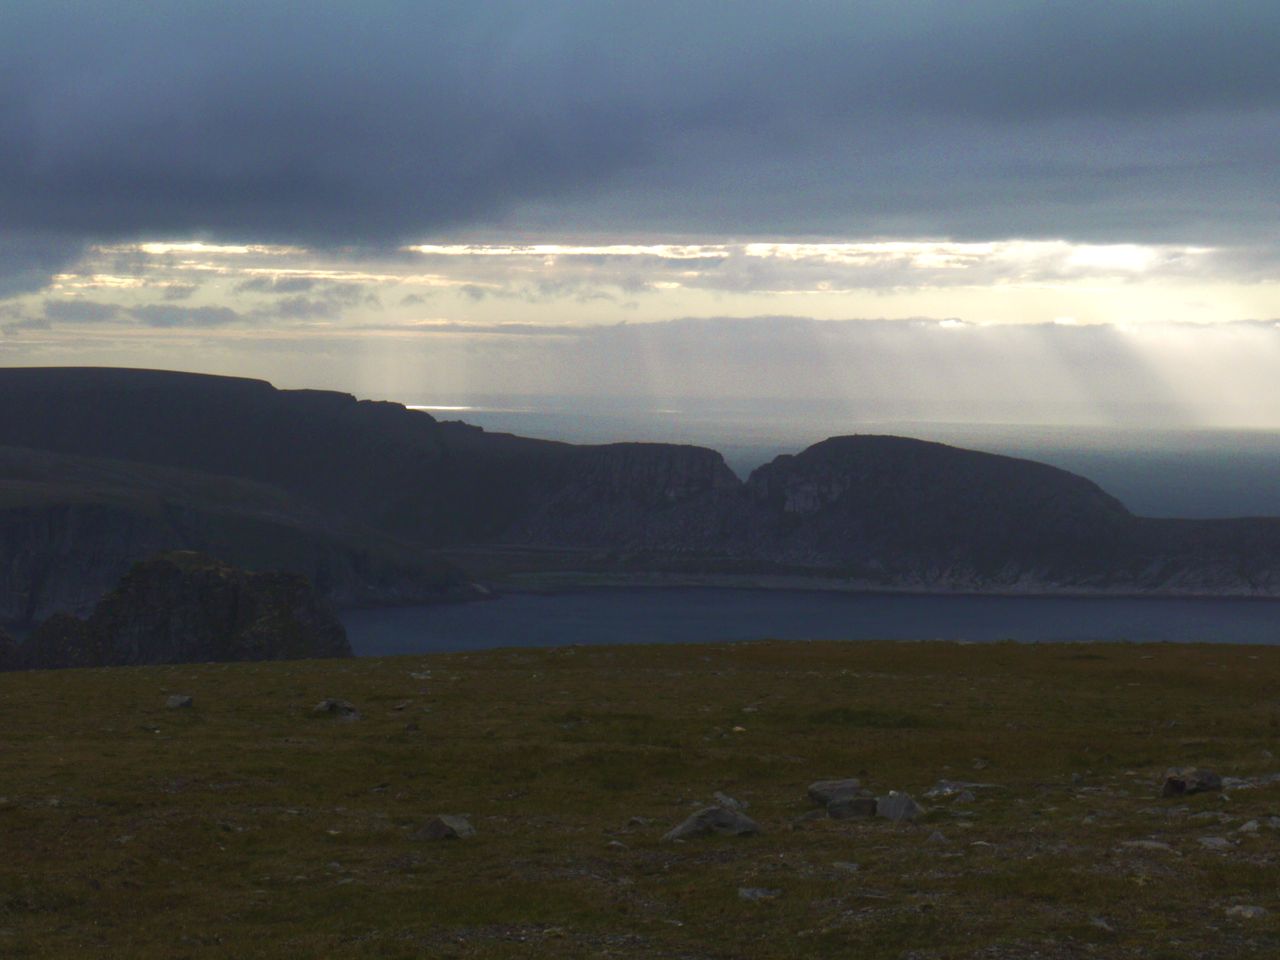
343,588,1280,655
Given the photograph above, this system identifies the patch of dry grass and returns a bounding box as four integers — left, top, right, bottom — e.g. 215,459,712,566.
1,640,1278,958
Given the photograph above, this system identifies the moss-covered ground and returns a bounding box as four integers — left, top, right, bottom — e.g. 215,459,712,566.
2,639,1278,958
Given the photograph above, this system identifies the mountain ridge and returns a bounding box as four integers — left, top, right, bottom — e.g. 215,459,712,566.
3,366,1280,620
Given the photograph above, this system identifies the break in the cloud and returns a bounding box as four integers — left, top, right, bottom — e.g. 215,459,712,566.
6,313,1280,432
9,238,1275,335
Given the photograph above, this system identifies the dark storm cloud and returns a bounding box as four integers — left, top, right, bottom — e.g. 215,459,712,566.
129,305,241,328
0,232,87,296
2,0,1279,273
31,299,242,329
43,299,122,323
235,277,319,295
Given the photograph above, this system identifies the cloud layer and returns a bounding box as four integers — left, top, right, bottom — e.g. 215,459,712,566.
3,1,1279,259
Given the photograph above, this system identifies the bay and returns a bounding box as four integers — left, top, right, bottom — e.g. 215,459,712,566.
342,588,1280,655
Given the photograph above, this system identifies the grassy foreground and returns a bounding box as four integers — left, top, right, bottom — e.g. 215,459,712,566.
1,639,1278,959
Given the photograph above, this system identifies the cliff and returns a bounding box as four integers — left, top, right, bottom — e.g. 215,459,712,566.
503,442,747,551
739,435,1135,584
14,552,351,669
0,445,472,624
5,367,1280,603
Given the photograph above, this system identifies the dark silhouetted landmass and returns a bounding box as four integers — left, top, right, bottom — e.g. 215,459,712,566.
10,552,350,670
3,366,1280,620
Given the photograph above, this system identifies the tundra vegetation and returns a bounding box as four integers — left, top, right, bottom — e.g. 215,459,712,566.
1,639,1278,958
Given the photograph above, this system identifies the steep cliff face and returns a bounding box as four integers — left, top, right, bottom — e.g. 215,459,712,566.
16,553,351,670
0,445,473,625
6,368,1280,600
0,627,19,671
504,442,748,550
741,435,1134,581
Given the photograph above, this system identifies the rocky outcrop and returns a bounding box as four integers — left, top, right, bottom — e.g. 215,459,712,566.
13,552,351,670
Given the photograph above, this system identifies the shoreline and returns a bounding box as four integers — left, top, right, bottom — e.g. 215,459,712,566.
479,569,1280,604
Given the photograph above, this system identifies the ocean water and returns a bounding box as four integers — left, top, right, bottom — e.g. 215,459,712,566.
343,588,1280,656
399,394,1280,519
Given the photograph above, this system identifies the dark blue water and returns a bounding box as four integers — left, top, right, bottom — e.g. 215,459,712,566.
342,588,1280,655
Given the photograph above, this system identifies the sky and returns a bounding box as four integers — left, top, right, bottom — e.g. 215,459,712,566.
3,2,1280,435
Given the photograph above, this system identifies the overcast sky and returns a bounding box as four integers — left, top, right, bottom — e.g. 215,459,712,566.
3,2,1280,432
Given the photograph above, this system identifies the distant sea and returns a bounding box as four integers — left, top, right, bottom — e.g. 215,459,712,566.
400,393,1280,519
343,588,1280,656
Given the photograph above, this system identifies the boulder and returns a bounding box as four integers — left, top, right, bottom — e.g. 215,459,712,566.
828,796,878,819
1226,905,1267,920
876,791,925,823
1160,767,1222,798
923,779,995,799
807,779,864,806
713,790,747,811
313,699,360,720
662,806,760,842
417,815,475,840
1121,840,1174,852
1198,836,1234,851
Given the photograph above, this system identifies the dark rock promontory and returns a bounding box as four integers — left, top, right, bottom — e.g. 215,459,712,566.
13,552,350,670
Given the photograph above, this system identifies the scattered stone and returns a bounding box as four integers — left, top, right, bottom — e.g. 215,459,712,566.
662,806,760,842
1189,811,1232,824
713,791,747,811
789,809,825,829
1160,767,1221,798
1121,840,1173,852
606,840,627,850
876,791,925,823
831,861,860,873
807,779,865,806
828,796,878,819
312,699,360,720
738,887,780,901
416,815,475,840
165,694,193,709
1227,905,1267,920
1237,820,1260,834
972,758,990,770
626,816,652,828
1198,836,1233,851
956,790,977,804
923,779,994,799
1090,916,1116,933
927,830,947,844
403,721,419,732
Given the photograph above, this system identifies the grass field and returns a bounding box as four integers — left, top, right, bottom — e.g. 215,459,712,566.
2,639,1278,958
